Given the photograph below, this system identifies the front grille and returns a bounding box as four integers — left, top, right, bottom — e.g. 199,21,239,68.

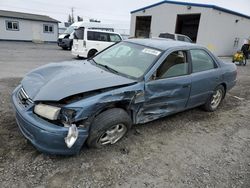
58,39,62,42
17,87,34,106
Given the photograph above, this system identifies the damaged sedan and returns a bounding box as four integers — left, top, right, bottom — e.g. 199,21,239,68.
12,39,237,155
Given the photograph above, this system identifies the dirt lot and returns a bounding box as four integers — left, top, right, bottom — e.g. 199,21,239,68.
0,42,250,188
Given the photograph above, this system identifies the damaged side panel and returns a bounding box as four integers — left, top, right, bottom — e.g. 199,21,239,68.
65,82,146,124
136,75,192,124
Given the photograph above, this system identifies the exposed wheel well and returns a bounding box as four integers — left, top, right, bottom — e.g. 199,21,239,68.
94,102,133,123
220,83,227,98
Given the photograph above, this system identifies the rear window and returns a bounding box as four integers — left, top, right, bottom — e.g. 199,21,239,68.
87,31,109,42
190,49,215,73
177,35,185,41
74,28,84,39
159,33,175,40
109,34,122,42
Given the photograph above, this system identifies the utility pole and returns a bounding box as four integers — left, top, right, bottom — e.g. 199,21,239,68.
71,7,75,23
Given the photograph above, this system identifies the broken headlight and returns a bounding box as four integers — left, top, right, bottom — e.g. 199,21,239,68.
59,108,78,124
34,104,61,120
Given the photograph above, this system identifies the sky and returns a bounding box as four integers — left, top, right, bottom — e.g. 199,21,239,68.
0,0,250,32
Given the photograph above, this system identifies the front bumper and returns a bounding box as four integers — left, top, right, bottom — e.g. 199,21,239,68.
11,85,88,155
57,39,72,48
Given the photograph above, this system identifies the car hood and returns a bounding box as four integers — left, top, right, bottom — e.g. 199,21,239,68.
21,61,136,101
58,33,69,39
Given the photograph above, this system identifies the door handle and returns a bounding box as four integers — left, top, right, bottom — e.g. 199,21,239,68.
182,84,190,88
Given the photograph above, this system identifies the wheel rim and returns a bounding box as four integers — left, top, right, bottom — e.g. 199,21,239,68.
98,124,127,145
211,89,223,109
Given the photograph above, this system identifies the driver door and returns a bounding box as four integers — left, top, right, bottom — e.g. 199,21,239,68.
137,50,192,123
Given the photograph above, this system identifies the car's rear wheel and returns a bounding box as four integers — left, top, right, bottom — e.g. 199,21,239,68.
203,85,225,112
87,108,132,148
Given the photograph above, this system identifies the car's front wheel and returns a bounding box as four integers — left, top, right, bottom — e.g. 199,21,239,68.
203,85,225,112
87,108,132,148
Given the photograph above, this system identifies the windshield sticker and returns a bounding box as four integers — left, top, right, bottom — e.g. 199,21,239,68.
142,48,161,56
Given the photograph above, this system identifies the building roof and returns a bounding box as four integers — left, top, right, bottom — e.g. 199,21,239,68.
131,0,250,20
0,10,60,23
126,38,196,51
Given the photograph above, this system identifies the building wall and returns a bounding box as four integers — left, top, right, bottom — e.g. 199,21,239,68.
0,17,58,42
200,9,250,56
130,3,250,56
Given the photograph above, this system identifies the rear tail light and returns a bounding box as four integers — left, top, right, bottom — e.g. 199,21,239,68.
83,40,86,48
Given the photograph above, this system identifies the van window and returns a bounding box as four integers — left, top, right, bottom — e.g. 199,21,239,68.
74,28,84,40
87,31,109,42
109,34,121,42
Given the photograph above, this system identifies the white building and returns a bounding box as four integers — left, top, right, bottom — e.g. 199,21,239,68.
130,0,250,56
0,10,60,42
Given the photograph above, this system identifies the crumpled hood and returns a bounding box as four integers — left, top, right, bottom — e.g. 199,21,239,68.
21,61,136,101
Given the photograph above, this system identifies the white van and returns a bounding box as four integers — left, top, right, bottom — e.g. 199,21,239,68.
71,22,122,58
58,22,83,50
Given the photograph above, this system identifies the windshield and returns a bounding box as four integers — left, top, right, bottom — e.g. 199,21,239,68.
93,42,162,78
64,25,77,34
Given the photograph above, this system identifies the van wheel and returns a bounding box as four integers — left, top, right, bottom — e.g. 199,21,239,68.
87,49,97,58
203,85,225,112
87,108,132,148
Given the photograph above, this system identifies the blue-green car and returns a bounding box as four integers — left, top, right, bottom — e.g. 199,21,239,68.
12,39,237,155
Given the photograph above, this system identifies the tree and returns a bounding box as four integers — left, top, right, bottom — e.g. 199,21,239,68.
68,14,72,23
77,16,83,22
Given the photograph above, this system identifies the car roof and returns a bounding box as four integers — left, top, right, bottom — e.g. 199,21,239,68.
125,38,197,51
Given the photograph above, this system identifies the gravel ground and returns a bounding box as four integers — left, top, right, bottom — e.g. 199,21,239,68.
0,42,250,188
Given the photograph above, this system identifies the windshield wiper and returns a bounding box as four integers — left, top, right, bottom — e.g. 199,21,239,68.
91,60,119,74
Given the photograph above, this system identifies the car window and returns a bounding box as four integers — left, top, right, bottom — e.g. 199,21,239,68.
184,37,192,43
87,31,109,42
159,33,175,40
156,51,188,79
93,42,162,78
109,34,122,42
190,49,215,73
177,35,185,41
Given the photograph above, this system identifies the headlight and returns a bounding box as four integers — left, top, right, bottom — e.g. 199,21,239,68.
34,104,61,120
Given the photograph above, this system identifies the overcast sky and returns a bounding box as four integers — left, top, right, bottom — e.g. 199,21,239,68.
0,0,250,30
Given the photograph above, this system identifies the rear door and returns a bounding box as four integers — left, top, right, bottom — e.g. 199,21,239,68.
137,50,191,123
187,49,221,108
73,27,84,53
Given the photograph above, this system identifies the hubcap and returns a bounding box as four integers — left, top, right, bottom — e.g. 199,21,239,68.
211,89,223,109
98,124,127,145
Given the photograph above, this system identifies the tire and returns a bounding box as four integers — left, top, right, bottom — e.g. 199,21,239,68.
87,49,97,59
87,108,132,148
62,47,68,50
203,85,225,112
69,42,73,50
